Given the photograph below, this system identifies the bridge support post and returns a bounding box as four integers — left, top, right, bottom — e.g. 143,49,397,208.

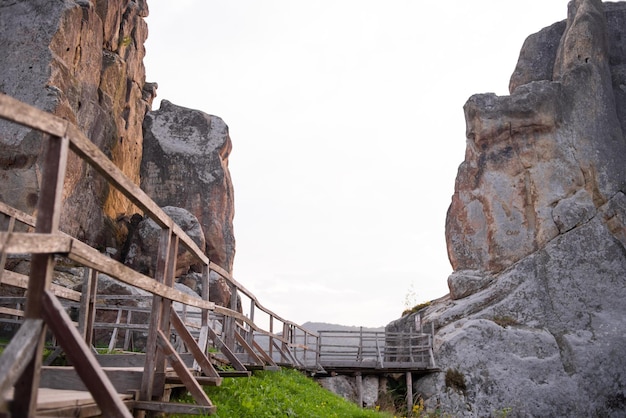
355,372,363,408
406,372,413,416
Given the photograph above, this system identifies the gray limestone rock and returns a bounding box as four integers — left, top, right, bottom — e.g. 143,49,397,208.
124,206,206,277
392,1,626,416
141,100,235,274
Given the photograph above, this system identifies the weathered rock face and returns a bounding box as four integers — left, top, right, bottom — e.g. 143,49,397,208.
124,206,206,277
141,100,236,272
446,0,626,277
0,0,154,246
390,1,626,416
317,375,381,408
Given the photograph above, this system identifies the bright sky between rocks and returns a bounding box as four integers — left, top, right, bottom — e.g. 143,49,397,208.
144,0,571,327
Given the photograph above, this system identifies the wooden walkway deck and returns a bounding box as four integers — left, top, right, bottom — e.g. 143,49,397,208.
0,93,436,416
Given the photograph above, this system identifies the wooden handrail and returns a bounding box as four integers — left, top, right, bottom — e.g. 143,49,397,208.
0,91,325,414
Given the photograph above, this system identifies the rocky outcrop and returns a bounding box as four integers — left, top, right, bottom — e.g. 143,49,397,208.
141,100,236,273
123,206,206,277
391,1,626,416
446,0,626,278
0,0,155,247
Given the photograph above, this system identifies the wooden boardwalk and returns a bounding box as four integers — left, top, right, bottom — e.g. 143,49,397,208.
0,93,436,416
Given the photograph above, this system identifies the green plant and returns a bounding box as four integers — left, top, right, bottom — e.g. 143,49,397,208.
173,368,393,417
494,407,513,417
492,315,519,328
444,368,466,393
402,300,431,317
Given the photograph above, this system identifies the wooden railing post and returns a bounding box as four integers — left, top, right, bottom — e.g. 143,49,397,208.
12,133,68,417
269,315,274,360
78,268,98,346
140,228,173,404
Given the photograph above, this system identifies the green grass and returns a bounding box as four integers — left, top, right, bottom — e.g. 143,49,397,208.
174,368,394,418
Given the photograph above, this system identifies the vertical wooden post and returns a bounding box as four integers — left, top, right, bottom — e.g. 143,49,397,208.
123,310,133,351
358,327,363,363
194,264,210,371
155,234,178,383
78,268,98,346
355,373,363,408
269,315,274,360
303,331,308,367
12,133,68,417
406,372,413,417
247,299,255,346
140,228,172,404
224,282,237,350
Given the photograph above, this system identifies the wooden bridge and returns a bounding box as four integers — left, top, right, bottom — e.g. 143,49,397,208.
0,93,436,416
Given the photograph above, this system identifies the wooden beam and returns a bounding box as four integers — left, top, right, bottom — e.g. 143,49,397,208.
356,373,363,408
252,339,278,367
77,268,98,345
0,306,23,317
13,133,69,417
41,290,133,418
164,375,222,387
155,330,213,407
68,239,214,310
0,232,72,254
1,269,81,302
0,201,36,227
0,319,43,394
206,325,247,372
133,400,216,416
406,371,413,416
142,228,172,403
170,309,221,379
234,332,264,366
0,93,68,137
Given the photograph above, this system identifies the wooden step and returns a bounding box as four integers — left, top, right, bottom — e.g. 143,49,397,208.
165,375,223,387
5,388,133,417
218,370,252,378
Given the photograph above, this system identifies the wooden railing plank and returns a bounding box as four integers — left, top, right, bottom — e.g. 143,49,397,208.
170,309,221,379
68,239,214,310
0,232,72,254
41,290,132,418
0,93,67,137
1,269,81,302
0,319,43,395
155,330,214,408
0,201,36,227
206,325,247,372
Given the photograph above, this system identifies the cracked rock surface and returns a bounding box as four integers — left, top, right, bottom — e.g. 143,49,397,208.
389,1,626,416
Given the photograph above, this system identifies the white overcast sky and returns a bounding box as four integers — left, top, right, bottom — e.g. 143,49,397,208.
144,1,571,327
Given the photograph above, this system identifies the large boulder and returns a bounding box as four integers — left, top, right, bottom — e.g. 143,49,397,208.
390,1,626,416
0,0,155,247
123,206,206,277
141,100,236,273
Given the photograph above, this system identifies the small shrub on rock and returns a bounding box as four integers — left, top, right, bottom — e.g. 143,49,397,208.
445,368,467,393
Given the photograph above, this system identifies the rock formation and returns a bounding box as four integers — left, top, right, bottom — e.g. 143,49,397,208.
0,2,237,307
0,0,154,247
389,1,626,416
141,100,236,272
124,206,206,277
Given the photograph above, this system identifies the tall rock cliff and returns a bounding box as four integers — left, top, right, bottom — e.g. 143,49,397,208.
389,1,626,416
0,0,154,246
0,1,236,306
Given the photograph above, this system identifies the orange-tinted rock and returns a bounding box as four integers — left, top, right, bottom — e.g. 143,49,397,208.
0,0,154,247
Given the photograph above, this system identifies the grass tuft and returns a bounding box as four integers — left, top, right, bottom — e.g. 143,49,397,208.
173,368,393,417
